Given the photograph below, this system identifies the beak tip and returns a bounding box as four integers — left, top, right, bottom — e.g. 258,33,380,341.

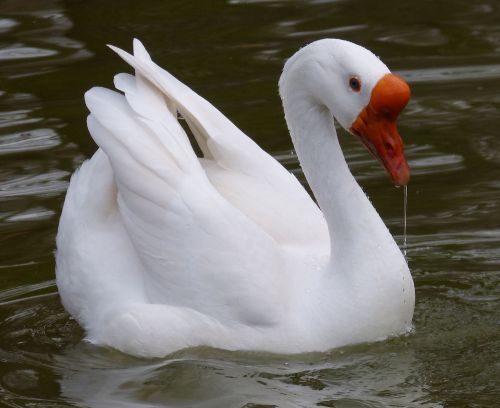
392,164,410,186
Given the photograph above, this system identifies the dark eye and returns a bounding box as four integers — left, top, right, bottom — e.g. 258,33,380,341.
349,76,361,92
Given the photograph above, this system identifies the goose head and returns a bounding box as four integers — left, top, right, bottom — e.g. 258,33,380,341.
280,39,411,186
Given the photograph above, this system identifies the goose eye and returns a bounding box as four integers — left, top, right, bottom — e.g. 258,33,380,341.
349,76,361,92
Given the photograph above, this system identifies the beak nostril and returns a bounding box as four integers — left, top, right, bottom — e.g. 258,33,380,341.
384,142,395,156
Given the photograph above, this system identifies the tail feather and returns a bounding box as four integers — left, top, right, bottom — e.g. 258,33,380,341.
131,39,180,120
107,39,298,186
84,87,192,204
107,41,250,162
112,72,195,165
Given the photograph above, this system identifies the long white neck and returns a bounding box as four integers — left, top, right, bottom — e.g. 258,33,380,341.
281,87,393,264
277,41,413,342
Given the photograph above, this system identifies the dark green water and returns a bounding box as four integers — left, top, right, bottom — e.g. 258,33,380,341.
1,0,499,406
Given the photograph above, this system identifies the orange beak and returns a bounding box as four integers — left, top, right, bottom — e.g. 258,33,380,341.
350,73,411,186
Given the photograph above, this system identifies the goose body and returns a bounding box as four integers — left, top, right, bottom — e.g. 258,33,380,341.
56,39,414,357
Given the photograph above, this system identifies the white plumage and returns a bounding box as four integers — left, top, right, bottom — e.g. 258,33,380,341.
56,39,414,357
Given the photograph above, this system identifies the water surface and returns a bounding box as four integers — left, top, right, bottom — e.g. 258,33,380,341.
1,0,499,406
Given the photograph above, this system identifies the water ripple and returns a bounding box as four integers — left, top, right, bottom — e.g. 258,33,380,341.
0,170,69,198
378,28,449,47
398,64,500,83
0,280,55,304
0,110,43,129
4,207,55,223
0,18,18,33
0,128,60,154
286,24,367,39
0,45,58,61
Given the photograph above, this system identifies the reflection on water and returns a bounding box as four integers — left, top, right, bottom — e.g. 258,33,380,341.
1,0,500,406
57,343,427,408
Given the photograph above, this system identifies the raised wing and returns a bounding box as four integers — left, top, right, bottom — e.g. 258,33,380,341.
109,39,328,249
85,73,287,326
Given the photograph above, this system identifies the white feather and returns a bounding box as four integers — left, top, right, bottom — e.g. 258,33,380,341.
56,39,414,357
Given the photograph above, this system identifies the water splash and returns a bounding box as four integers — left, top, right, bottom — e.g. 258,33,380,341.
403,185,408,257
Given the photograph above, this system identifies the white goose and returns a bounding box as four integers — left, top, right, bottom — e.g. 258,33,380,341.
56,39,415,358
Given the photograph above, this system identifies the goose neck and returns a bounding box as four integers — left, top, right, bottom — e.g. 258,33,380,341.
283,94,384,259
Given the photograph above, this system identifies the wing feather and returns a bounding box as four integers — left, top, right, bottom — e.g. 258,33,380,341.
108,40,329,248
85,83,285,326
